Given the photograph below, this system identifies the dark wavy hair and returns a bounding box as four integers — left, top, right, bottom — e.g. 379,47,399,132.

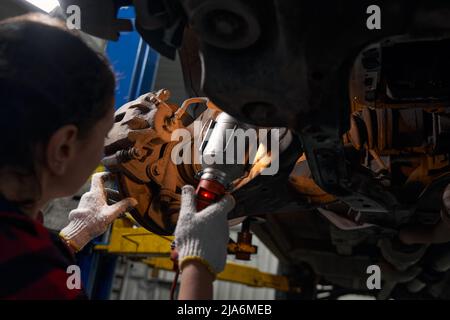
0,13,115,203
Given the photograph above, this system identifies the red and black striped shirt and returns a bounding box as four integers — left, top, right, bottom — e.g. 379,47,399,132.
0,198,86,299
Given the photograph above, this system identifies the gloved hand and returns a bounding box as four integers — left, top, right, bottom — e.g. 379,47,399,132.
59,172,137,252
175,185,235,276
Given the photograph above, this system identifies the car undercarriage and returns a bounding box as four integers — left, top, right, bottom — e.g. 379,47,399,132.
59,0,450,299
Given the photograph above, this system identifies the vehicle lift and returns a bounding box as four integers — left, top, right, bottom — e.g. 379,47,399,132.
95,215,299,293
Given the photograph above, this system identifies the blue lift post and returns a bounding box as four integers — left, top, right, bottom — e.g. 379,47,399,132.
76,6,160,300
106,7,160,108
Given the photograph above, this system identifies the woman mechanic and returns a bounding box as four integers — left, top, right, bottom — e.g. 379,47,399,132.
0,13,234,300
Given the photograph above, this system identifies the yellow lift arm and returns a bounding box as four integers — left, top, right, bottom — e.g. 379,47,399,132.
95,217,298,293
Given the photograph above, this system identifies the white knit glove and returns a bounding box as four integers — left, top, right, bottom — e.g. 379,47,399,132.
59,172,137,251
175,185,235,276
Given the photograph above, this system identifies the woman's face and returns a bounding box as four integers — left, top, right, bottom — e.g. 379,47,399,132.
51,104,115,198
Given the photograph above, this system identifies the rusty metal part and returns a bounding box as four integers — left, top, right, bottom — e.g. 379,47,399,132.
104,90,206,234
227,219,258,260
